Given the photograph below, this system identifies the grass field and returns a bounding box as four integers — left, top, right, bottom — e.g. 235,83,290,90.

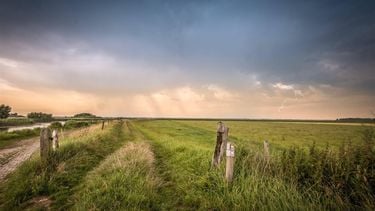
175,120,373,149
0,120,374,210
0,118,34,127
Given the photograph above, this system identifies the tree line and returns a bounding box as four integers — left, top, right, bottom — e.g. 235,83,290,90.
0,104,53,121
1,104,98,120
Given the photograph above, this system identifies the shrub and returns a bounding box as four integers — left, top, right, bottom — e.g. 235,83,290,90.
64,120,90,129
49,122,63,129
0,104,11,119
27,112,53,122
73,113,97,118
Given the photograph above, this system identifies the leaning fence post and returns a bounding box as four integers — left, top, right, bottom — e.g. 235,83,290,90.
40,128,52,162
219,127,229,163
212,122,225,167
52,129,59,151
225,142,235,182
101,120,105,130
264,140,270,163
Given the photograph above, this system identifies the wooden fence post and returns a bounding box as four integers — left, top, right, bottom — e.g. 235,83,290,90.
212,121,225,167
225,142,235,182
40,128,52,162
264,140,270,163
101,120,105,130
52,129,59,151
219,127,229,163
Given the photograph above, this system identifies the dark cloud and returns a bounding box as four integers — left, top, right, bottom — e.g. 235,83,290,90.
0,0,374,94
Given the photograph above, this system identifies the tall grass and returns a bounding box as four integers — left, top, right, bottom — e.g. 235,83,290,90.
277,128,375,209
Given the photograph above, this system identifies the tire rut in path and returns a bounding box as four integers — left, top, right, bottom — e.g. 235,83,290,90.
127,122,182,209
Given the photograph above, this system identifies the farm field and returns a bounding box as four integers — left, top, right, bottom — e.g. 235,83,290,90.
175,120,373,149
0,120,374,210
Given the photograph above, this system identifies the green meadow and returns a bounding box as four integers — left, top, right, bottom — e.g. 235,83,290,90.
175,120,371,149
0,120,374,210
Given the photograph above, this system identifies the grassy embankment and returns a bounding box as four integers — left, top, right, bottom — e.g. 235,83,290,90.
0,121,127,210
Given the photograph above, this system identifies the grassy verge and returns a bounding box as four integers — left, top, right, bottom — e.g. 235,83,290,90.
0,121,127,210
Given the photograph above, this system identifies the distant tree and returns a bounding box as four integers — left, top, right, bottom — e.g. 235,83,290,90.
9,112,24,117
27,112,53,122
0,104,11,119
73,113,97,118
337,118,375,123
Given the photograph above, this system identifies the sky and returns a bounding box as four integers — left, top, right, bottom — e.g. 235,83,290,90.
0,0,374,119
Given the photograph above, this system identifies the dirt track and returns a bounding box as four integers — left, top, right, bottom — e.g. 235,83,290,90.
0,137,40,181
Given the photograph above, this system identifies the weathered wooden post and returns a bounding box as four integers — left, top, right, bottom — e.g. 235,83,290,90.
264,140,270,163
40,128,52,162
101,120,105,130
225,142,235,182
219,127,229,163
212,122,225,167
52,129,59,151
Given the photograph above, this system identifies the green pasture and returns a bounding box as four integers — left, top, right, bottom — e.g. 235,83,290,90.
0,120,373,210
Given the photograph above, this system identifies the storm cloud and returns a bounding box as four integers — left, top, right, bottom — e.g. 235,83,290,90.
0,0,374,118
